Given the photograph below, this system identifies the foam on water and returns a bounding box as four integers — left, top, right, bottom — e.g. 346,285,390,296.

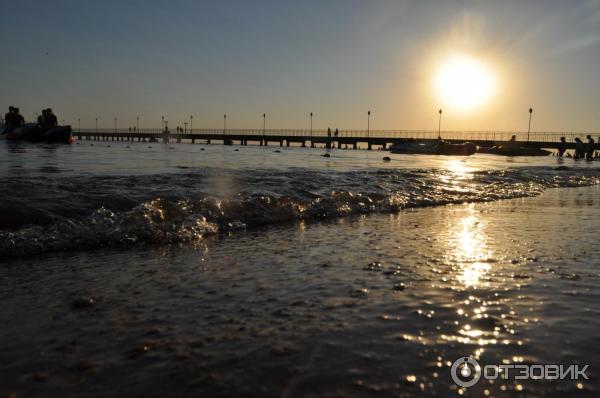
1,166,598,258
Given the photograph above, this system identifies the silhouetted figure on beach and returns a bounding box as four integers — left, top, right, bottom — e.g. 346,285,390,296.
574,138,585,159
586,135,595,160
327,127,331,138
334,128,339,138
557,137,567,157
510,135,516,142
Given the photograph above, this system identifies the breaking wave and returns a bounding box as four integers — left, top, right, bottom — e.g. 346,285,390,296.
1,166,598,258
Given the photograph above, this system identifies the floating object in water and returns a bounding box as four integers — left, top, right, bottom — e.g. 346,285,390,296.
383,156,391,161
389,140,476,156
478,146,551,157
273,150,280,153
4,123,73,144
322,153,331,158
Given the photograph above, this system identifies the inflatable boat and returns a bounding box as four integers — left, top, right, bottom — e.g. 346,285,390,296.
2,123,73,144
389,140,477,156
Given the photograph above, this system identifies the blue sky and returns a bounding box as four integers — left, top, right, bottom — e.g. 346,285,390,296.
1,0,599,132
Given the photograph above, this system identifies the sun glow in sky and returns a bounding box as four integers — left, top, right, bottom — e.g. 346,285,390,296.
1,1,600,131
434,56,497,113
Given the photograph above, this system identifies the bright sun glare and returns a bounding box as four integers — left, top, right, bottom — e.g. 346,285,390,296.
434,56,496,112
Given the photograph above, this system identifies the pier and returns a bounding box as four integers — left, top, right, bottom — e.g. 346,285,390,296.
73,128,595,150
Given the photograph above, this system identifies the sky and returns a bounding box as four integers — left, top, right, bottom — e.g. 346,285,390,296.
1,0,600,132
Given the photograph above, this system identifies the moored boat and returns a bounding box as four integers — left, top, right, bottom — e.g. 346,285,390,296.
3,123,73,144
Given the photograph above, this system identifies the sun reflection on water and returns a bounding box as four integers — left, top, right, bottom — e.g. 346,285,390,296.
455,207,492,288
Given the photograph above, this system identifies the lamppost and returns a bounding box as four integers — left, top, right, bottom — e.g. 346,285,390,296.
367,110,371,138
310,112,313,137
95,117,98,132
136,116,139,132
190,115,193,134
184,122,188,134
223,114,227,134
78,118,80,132
161,115,165,130
263,113,266,133
114,117,117,133
527,107,533,142
438,109,443,139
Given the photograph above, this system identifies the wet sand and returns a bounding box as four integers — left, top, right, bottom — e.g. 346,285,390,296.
1,185,599,397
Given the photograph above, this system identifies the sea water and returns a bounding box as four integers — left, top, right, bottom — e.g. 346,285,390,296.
0,140,599,397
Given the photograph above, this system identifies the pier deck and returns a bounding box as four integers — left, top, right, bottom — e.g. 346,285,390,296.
73,129,596,150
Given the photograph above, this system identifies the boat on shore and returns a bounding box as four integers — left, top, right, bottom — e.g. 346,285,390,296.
1,124,73,144
477,146,551,157
389,140,477,156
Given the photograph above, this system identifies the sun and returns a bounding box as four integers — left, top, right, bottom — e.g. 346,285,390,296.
434,56,496,112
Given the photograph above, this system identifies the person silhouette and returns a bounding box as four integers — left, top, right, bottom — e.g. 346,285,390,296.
557,137,567,157
586,135,595,160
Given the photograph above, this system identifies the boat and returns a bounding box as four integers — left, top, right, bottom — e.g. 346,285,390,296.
389,140,477,156
3,123,73,144
477,145,551,157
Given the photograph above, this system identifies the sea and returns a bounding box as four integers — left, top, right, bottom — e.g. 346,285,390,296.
0,139,599,397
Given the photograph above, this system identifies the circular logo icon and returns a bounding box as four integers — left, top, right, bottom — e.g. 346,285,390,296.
451,357,481,388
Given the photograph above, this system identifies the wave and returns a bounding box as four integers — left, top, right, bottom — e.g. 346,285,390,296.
1,166,598,259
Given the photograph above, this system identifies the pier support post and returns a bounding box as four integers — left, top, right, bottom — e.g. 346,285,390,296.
353,142,357,149
301,141,306,147
368,142,372,150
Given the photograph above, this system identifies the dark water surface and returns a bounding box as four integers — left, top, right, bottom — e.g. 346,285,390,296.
1,140,599,397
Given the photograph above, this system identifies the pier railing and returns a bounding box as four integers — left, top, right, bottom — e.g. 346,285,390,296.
77,128,589,143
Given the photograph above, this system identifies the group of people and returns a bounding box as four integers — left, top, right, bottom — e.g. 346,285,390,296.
2,106,25,132
1,106,60,133
557,135,598,159
36,108,59,130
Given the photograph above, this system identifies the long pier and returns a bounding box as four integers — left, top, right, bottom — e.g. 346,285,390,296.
73,128,597,150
